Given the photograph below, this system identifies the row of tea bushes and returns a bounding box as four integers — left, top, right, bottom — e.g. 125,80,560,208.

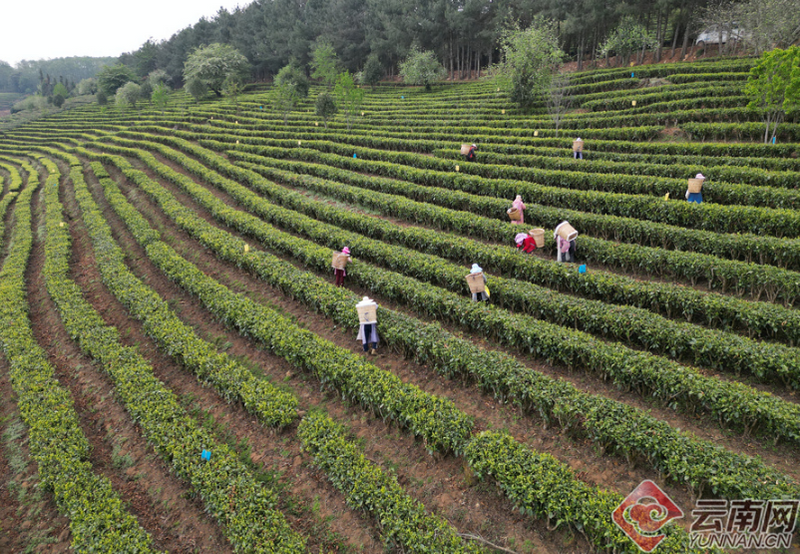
433,147,800,196
203,138,800,239
298,412,483,553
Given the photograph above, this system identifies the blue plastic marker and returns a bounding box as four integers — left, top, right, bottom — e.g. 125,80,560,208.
201,449,211,461
773,137,776,144
578,264,587,274
353,153,357,159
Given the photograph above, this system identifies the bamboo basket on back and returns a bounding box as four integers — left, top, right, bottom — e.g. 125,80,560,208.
687,178,704,193
555,221,578,242
465,272,485,294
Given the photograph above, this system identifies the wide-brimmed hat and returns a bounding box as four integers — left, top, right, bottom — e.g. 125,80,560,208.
695,173,706,180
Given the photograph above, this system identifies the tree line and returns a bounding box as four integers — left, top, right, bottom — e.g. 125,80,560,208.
115,0,716,89
115,0,798,90
3,0,797,97
0,57,117,94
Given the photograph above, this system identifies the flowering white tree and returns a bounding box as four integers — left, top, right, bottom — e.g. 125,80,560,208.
183,43,250,99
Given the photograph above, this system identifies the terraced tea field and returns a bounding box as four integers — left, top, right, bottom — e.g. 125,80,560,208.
1,56,799,553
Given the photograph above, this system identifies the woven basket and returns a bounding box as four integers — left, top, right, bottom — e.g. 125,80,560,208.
507,207,522,221
332,253,350,270
555,221,578,242
357,303,377,324
461,144,471,155
572,140,583,153
530,228,545,248
465,272,485,294
687,178,704,193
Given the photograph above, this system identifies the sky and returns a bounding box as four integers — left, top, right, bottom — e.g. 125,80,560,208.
0,0,252,67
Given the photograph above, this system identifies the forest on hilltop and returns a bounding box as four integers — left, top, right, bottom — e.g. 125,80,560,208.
116,0,799,89
1,0,798,97
120,0,709,86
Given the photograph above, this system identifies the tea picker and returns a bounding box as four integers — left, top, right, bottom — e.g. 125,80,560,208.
686,173,704,204
554,221,578,263
356,297,379,355
507,195,526,225
466,263,489,302
332,247,351,287
572,138,584,160
515,232,537,253
461,143,477,162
